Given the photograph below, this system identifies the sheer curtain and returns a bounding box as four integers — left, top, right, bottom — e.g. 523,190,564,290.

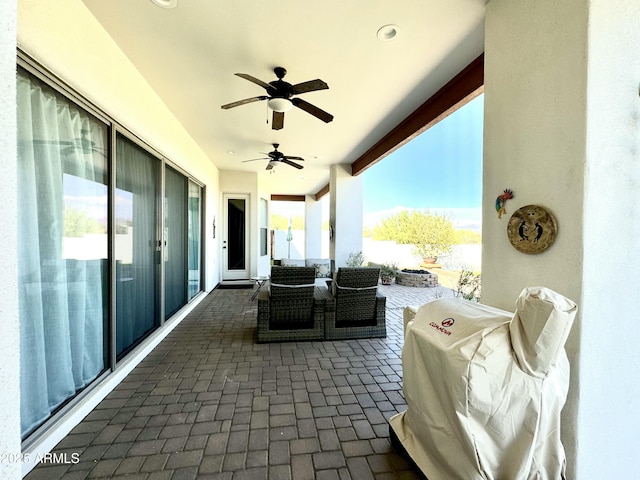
17,71,107,437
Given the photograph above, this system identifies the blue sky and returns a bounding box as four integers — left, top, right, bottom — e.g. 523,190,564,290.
362,94,483,228
272,95,484,229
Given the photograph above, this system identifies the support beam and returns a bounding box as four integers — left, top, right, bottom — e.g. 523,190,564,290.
351,54,484,176
314,184,330,201
270,194,305,202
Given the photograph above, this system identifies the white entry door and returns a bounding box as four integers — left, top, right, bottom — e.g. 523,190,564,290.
222,194,250,280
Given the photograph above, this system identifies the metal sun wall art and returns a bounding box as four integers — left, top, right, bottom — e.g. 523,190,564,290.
507,205,557,254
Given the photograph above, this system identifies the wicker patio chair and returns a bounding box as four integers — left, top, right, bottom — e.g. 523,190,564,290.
256,266,325,343
322,267,386,340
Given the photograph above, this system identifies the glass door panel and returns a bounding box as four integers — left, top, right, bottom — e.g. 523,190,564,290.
223,194,249,279
115,134,160,358
188,181,202,300
164,166,187,318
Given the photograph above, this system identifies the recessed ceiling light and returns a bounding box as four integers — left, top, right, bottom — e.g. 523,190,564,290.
377,24,399,42
151,0,177,9
227,150,235,155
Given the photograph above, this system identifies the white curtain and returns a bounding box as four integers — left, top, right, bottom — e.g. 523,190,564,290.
17,72,107,437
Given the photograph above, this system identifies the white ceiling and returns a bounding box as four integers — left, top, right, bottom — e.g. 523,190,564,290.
81,0,486,196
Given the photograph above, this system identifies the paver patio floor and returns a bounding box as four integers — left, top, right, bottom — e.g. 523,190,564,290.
25,283,454,480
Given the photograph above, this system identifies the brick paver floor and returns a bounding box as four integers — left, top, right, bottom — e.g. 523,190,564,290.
25,283,454,480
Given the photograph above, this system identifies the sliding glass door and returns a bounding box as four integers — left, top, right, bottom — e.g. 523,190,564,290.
17,65,205,440
17,72,109,437
164,169,204,315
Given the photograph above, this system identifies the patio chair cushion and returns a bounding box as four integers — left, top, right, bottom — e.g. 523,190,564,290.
312,262,332,278
281,258,305,267
305,258,331,278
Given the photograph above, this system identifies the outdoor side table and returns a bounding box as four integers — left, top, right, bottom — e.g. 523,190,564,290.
250,276,270,301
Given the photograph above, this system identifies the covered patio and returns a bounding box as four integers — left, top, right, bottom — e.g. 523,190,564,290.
25,284,452,480
4,1,640,479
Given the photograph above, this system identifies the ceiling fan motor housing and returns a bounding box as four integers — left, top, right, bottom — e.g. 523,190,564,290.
269,143,284,160
267,67,293,99
268,81,293,99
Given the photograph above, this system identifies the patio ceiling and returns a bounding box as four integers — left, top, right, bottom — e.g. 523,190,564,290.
81,0,486,196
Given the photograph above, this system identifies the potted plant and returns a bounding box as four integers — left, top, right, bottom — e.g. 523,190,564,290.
346,251,366,267
379,263,399,285
412,242,452,264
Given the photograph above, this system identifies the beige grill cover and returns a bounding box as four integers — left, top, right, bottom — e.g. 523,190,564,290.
389,287,577,480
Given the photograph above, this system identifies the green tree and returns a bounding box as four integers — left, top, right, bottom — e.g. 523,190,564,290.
453,229,482,244
64,207,105,237
372,210,456,259
270,214,304,230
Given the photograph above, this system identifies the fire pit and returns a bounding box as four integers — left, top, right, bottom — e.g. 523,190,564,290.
396,268,439,288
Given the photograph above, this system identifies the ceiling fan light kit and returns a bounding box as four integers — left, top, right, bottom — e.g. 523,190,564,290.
267,97,293,112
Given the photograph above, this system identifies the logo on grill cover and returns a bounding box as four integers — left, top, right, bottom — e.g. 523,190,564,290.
429,317,455,336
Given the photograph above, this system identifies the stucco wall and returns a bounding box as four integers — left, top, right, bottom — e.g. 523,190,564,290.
305,195,324,259
0,1,21,478
484,0,640,478
578,0,640,477
483,2,588,476
330,164,364,267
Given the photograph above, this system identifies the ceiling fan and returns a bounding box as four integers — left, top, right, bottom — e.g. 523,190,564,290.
221,66,334,130
242,143,304,171
32,129,106,156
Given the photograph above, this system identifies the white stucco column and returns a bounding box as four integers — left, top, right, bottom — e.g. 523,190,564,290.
0,1,21,478
304,195,323,259
484,0,640,478
329,164,363,267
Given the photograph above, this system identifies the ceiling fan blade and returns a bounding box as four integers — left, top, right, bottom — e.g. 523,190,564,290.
291,79,329,95
60,145,78,156
291,98,334,123
221,96,268,109
282,156,304,161
235,73,272,90
242,159,269,164
272,111,284,130
281,159,304,170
